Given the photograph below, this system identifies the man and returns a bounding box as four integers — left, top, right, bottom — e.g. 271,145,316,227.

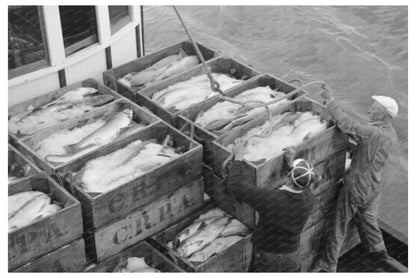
314,86,399,272
227,141,318,272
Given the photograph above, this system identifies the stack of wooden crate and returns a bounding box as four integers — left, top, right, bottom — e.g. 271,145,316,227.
8,148,85,272
8,40,362,272
101,38,361,271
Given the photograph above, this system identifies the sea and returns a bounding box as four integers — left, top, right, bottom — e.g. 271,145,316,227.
143,5,408,237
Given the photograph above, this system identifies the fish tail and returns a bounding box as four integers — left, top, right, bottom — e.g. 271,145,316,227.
63,144,79,154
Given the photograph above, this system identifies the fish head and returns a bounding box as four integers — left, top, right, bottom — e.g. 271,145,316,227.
86,94,115,107
122,108,134,120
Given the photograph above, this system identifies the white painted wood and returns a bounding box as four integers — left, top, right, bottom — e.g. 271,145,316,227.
65,50,107,85
8,73,60,107
96,6,111,46
42,6,65,68
131,6,141,22
111,29,137,68
8,5,143,106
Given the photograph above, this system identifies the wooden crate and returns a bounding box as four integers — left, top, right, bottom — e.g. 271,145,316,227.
84,178,205,262
206,150,347,231
15,97,161,176
111,56,261,126
212,97,350,187
103,40,220,101
12,238,86,272
176,74,305,167
8,172,83,271
54,121,202,231
84,241,184,272
8,78,122,143
149,203,253,272
8,144,41,187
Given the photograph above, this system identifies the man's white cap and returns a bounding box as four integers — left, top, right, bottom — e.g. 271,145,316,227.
372,96,399,117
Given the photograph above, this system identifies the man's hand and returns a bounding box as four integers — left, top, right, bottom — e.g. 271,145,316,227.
284,146,297,168
320,84,335,103
232,139,246,161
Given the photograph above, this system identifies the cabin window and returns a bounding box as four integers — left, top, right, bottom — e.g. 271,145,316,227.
59,6,98,56
109,6,131,35
8,6,49,79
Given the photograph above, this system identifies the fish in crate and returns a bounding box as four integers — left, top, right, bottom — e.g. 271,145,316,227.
119,49,199,89
9,87,115,136
166,207,250,264
226,111,328,164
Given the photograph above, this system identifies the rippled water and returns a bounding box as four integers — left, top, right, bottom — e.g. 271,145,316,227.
143,5,408,235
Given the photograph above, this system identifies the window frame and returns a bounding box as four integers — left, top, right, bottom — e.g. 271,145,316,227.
8,6,50,79
8,5,141,85
109,6,132,35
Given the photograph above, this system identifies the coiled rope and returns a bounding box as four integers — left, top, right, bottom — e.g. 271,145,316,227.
172,6,332,178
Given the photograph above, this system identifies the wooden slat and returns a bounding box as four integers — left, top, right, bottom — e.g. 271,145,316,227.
84,241,184,272
16,98,161,176
12,238,86,272
150,202,253,272
8,173,83,270
89,178,205,262
8,78,122,143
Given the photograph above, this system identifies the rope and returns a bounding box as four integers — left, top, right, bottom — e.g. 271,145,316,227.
172,6,333,178
172,6,224,95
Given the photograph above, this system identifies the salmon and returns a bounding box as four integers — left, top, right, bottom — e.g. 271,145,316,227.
63,108,133,154
8,191,60,232
9,94,114,136
227,111,327,162
152,73,242,111
188,236,243,263
176,216,230,258
74,140,179,193
219,219,250,237
195,86,289,133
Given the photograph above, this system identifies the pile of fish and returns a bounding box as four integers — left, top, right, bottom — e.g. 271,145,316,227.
226,111,328,162
151,73,243,111
8,161,32,184
9,87,115,136
33,108,146,165
72,140,180,193
8,191,62,232
119,49,199,88
166,207,250,263
194,86,289,133
113,257,160,273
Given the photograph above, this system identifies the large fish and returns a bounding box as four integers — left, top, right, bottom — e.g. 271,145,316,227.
219,219,250,237
8,191,61,232
128,49,199,88
227,111,327,162
152,73,242,111
44,108,134,164
195,86,289,132
74,141,179,193
129,54,181,87
64,108,134,153
116,257,160,273
9,94,114,136
176,216,230,258
152,55,199,82
188,236,243,263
